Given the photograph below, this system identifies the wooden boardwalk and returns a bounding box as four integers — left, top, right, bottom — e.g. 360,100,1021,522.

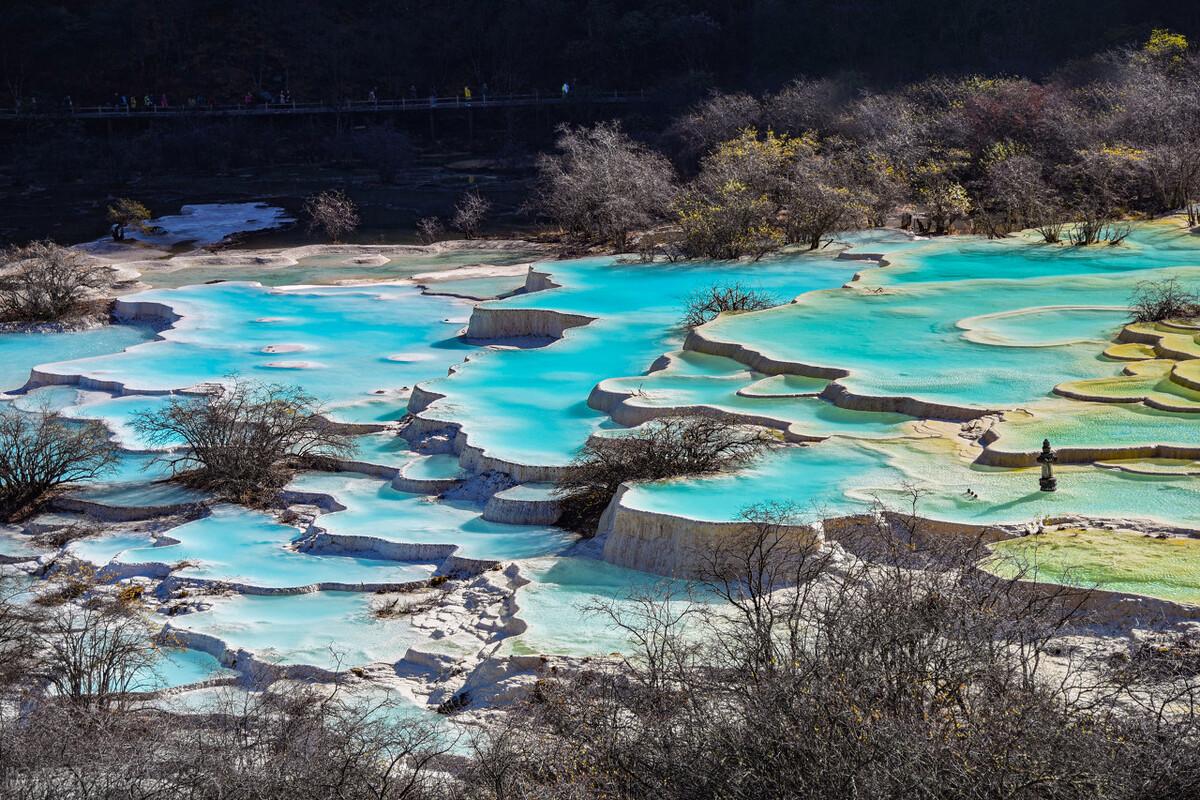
0,91,646,120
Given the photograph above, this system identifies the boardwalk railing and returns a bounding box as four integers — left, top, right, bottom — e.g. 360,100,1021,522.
0,90,647,120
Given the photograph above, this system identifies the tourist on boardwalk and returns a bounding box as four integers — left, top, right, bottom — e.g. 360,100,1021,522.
368,87,377,106
561,81,570,97
464,85,472,101
481,82,489,100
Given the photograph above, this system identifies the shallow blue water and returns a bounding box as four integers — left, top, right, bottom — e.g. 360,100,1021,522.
37,282,476,423
417,254,862,466
73,504,434,589
0,324,154,393
288,471,576,560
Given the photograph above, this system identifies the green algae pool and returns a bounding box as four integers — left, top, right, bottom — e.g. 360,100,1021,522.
986,529,1200,607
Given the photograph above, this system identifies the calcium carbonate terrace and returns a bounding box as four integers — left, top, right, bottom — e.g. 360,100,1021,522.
6,214,1200,705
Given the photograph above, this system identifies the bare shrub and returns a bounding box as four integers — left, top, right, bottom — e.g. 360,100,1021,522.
0,678,453,798
468,502,1200,799
681,282,778,328
1068,211,1133,246
416,216,444,244
555,417,776,533
0,576,41,688
105,197,153,241
452,189,492,239
304,189,360,242
534,121,677,249
1036,218,1066,243
0,406,117,521
1130,276,1200,322
33,601,160,709
0,241,110,323
132,379,352,504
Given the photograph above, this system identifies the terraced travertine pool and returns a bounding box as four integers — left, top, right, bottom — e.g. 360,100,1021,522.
5,213,1200,715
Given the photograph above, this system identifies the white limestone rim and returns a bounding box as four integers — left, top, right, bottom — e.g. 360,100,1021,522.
978,426,1200,468
158,561,533,695
587,379,826,444
391,474,465,494
65,517,451,596
684,325,1003,422
587,358,924,445
956,305,1130,348
1094,459,1200,476
54,490,493,596
50,493,207,523
415,264,538,302
103,564,436,597
403,410,572,485
158,625,351,684
482,486,561,525
21,283,473,428
407,268,609,482
279,486,502,577
458,266,601,340
407,358,576,484
605,475,1200,580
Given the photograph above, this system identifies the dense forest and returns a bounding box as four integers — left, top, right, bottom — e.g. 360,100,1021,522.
5,0,1200,106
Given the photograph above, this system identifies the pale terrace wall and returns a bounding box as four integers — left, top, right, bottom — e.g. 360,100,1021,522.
597,485,823,577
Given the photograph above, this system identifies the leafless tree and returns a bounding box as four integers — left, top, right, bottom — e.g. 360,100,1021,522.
0,576,41,689
132,379,353,503
0,241,111,323
783,155,869,249
416,216,444,244
0,406,117,521
0,680,454,799
681,282,778,328
33,600,160,709
554,417,776,533
665,91,763,164
979,153,1060,237
762,77,852,136
452,189,491,239
304,189,361,242
533,122,677,250
1130,276,1200,322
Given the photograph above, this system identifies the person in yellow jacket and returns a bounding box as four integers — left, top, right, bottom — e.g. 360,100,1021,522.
464,86,472,101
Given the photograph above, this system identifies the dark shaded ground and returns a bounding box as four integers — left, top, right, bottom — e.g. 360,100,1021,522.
0,154,540,248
